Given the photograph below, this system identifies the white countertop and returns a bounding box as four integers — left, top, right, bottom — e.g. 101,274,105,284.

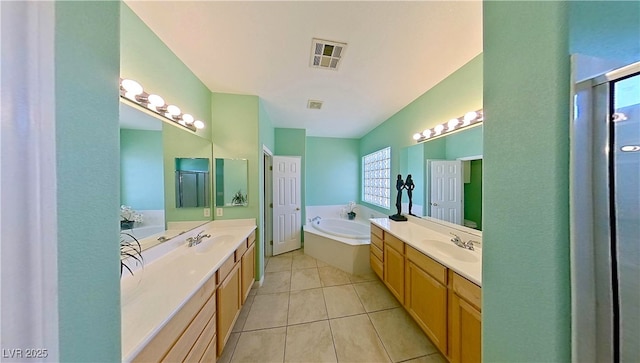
370,217,482,286
120,219,256,362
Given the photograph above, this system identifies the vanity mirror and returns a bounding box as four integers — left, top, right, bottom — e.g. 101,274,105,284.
215,158,248,207
120,101,213,250
401,125,483,231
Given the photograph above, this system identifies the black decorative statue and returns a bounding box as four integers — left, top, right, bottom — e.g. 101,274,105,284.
389,174,408,222
405,174,415,216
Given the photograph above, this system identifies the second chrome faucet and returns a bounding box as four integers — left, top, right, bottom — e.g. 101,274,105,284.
450,233,475,251
187,230,211,247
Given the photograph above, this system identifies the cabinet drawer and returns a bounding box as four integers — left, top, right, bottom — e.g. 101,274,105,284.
200,336,216,363
184,312,216,363
162,292,217,362
385,233,404,253
370,254,383,279
371,223,384,239
370,243,383,261
235,239,248,260
452,272,481,311
247,230,256,246
133,275,216,362
216,254,236,285
406,245,447,285
371,233,383,250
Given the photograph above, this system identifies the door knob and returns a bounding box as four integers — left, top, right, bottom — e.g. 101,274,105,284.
295,208,300,211
432,203,438,206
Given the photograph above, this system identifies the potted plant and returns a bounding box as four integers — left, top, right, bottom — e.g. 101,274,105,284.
231,190,247,205
120,232,143,277
346,201,357,220
120,205,143,230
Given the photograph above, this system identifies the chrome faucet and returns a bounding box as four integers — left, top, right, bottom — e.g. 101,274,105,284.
187,230,211,247
450,233,475,251
311,216,321,223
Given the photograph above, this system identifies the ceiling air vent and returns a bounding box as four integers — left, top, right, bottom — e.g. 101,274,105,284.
307,100,323,110
310,38,346,70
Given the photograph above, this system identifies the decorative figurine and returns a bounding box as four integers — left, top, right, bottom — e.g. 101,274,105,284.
405,174,415,216
389,174,408,222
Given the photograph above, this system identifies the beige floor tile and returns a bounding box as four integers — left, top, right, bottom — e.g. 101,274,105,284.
285,320,337,363
265,255,293,273
232,294,255,333
315,258,329,268
243,292,289,331
318,265,353,287
353,280,400,312
287,288,328,325
369,307,437,362
403,353,447,363
323,284,366,318
218,332,240,363
329,314,391,363
288,248,304,256
257,270,291,295
350,271,379,283
292,254,318,269
290,268,322,291
231,327,286,363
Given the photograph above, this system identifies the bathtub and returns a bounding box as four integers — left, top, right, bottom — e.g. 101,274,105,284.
303,218,372,275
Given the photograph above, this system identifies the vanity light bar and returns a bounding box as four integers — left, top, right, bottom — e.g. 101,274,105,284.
119,78,205,132
413,109,483,143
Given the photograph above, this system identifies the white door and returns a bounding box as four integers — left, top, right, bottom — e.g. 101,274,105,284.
272,156,302,255
430,160,463,224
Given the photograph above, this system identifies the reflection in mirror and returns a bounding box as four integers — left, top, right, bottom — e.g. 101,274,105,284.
215,158,248,207
401,125,483,231
119,101,212,250
175,158,210,208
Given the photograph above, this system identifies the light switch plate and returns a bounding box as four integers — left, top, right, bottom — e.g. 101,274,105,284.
216,208,223,217
204,208,211,217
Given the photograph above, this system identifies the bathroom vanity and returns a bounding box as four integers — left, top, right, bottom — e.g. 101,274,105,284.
370,217,482,363
121,219,257,362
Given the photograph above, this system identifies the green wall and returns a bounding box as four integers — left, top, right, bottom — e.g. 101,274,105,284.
257,99,275,280
444,125,483,160
163,123,212,222
360,54,483,215
483,2,570,361
120,129,164,210
55,2,121,361
120,3,212,139
464,159,482,230
306,137,360,206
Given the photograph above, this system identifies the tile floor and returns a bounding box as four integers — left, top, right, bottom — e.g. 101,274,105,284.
218,248,447,363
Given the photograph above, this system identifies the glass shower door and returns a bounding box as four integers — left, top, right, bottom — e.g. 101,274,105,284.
612,73,640,362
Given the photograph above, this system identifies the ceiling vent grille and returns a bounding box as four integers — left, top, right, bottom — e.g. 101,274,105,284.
307,100,323,110
310,38,346,70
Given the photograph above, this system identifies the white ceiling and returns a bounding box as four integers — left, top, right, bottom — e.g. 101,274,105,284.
125,1,483,138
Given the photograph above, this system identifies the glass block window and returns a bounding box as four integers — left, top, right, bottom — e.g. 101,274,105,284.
362,147,391,208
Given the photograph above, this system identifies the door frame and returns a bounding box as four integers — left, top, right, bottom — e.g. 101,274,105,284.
262,145,273,258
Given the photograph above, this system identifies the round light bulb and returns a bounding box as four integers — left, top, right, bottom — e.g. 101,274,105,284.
124,92,138,101
193,120,205,129
463,111,478,125
413,133,422,141
182,114,194,124
448,118,459,131
422,129,432,139
166,105,181,116
121,79,143,95
434,124,445,135
147,94,164,107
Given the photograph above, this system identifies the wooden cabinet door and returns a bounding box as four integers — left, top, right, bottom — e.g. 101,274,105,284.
241,242,255,304
405,260,448,354
216,263,241,356
449,289,482,363
383,244,404,304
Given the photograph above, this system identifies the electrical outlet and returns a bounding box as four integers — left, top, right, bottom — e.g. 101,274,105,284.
216,208,223,217
204,208,211,217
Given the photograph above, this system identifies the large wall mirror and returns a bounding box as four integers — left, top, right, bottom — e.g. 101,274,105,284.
400,124,483,231
120,101,213,250
215,158,248,207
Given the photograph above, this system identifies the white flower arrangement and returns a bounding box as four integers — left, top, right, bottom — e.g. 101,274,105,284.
120,205,143,223
346,201,357,214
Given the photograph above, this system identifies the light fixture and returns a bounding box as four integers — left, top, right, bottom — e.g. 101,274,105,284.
119,78,205,132
413,109,483,143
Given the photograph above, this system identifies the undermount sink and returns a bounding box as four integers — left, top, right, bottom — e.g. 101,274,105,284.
422,239,479,263
194,234,235,254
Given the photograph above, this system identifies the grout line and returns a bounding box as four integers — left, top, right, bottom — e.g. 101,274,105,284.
365,312,394,363
321,283,340,363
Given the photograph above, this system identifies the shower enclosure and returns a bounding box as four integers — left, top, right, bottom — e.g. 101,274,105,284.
573,61,639,362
